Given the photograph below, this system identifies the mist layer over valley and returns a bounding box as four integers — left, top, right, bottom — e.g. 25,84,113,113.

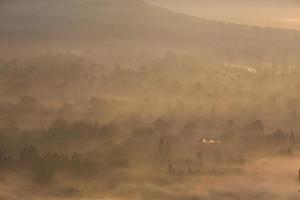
1,0,300,199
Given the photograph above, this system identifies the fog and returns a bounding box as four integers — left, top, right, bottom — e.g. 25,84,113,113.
1,0,300,199
148,0,300,29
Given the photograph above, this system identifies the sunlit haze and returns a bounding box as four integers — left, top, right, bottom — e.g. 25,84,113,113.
148,0,300,29
1,0,300,199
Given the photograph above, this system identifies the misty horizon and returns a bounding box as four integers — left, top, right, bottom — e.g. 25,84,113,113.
148,0,300,29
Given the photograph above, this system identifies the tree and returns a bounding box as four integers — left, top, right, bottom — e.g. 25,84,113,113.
20,145,38,163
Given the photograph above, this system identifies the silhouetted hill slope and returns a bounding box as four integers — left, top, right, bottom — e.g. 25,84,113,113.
1,0,300,61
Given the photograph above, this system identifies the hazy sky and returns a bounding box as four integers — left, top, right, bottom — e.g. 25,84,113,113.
147,0,300,29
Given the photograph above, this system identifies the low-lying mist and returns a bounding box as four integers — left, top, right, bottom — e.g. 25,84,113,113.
2,0,300,199
0,50,300,199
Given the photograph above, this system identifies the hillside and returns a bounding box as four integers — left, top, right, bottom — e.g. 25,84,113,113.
1,0,300,62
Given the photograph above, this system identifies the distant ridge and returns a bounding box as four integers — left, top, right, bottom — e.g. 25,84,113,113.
1,0,300,61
